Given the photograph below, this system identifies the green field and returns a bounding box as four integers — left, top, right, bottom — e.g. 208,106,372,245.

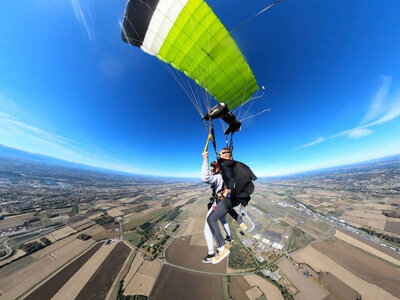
287,227,315,253
125,232,142,247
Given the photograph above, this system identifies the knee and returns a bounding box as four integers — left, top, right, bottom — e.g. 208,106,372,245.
207,213,217,224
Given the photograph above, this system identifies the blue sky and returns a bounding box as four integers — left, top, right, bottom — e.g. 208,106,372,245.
0,0,400,177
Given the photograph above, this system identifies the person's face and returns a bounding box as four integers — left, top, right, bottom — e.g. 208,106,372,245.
219,150,232,160
210,167,216,175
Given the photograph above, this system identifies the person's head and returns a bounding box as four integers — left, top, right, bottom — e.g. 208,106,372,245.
210,161,220,174
219,147,233,160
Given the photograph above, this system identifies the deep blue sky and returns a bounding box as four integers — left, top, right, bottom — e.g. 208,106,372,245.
1,0,400,177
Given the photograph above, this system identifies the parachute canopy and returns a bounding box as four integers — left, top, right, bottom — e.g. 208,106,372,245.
121,0,259,110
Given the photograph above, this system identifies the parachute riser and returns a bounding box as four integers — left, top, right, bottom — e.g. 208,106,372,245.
203,102,241,157
203,119,218,158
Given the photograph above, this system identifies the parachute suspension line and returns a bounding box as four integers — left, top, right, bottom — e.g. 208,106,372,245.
232,86,266,121
236,67,252,121
239,108,271,122
241,86,265,120
230,0,284,34
162,63,203,117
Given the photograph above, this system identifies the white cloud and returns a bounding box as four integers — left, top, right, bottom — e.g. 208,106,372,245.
301,75,400,147
71,0,93,41
297,137,324,149
346,128,373,139
361,76,391,124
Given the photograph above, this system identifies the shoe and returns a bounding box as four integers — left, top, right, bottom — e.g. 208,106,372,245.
212,247,230,264
240,223,247,231
225,235,232,242
202,253,215,263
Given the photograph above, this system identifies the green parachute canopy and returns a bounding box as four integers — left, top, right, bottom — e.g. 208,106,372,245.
121,0,259,110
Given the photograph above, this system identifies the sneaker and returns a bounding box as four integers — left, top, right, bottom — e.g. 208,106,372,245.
202,253,215,263
240,223,247,231
212,247,230,264
225,235,232,242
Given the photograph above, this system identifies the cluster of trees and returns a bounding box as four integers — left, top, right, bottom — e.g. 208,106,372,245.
360,227,400,244
382,210,400,218
40,237,52,246
95,214,115,225
19,237,52,254
166,206,182,222
24,216,40,227
20,241,44,254
77,233,92,241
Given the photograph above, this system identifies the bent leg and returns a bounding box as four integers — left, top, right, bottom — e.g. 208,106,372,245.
228,207,243,225
219,216,230,237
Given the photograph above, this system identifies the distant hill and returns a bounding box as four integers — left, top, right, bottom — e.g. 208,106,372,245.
0,144,106,173
261,154,400,181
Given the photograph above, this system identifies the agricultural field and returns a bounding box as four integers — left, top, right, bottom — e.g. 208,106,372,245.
74,242,131,300
293,245,398,300
244,274,284,300
287,227,314,253
278,259,328,300
0,212,35,230
150,264,223,300
312,238,400,298
122,257,160,297
46,226,76,242
334,229,400,266
318,272,361,300
165,236,226,273
0,232,97,299
229,275,252,300
24,242,103,300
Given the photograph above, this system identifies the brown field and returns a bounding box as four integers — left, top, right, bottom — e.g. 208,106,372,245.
0,212,35,230
23,242,103,300
50,242,118,300
69,218,94,230
73,220,97,232
106,208,124,217
149,264,222,300
385,221,400,235
246,286,262,300
181,200,207,239
313,238,400,298
230,275,251,300
75,242,131,300
244,274,284,300
278,259,328,300
46,226,76,242
123,253,144,290
318,272,361,300
0,236,95,299
293,246,398,300
87,212,104,220
123,258,161,296
334,229,400,266
345,210,387,230
166,236,227,273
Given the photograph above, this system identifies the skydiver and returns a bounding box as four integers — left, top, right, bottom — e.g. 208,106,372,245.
201,154,231,263
201,152,246,264
206,148,249,264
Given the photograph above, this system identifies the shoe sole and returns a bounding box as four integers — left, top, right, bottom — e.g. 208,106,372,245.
212,250,230,264
202,260,213,264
